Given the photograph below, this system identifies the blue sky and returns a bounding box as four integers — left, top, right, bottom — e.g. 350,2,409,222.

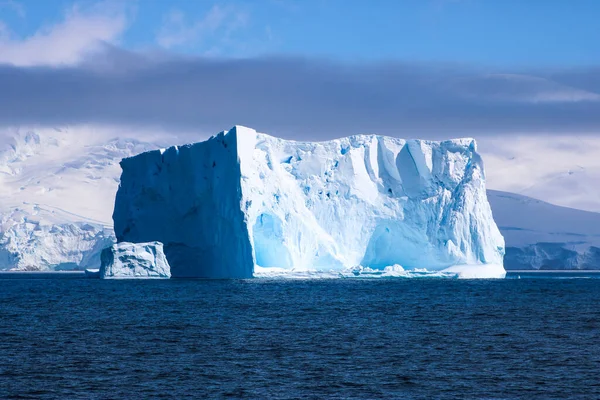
1,0,599,65
0,0,599,137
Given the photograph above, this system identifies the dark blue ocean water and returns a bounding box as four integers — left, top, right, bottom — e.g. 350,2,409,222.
1,275,600,399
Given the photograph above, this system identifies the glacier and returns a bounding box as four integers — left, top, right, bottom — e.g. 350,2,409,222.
100,241,171,279
0,126,163,271
113,126,505,279
0,205,114,271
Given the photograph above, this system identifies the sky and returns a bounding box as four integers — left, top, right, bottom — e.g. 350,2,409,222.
0,0,599,138
2,0,600,65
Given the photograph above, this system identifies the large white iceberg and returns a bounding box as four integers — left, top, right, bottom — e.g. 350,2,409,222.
113,126,505,279
100,241,171,279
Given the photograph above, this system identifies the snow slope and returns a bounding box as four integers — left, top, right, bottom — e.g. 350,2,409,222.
114,126,505,278
488,190,600,270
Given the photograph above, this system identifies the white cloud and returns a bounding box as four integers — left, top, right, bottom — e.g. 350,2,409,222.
0,2,129,67
157,5,249,53
480,134,600,212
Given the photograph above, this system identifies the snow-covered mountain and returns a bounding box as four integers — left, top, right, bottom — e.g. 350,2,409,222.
488,190,600,270
1,125,598,271
0,126,170,270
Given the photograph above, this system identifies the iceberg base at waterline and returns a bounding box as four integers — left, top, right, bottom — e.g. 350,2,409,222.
84,268,100,278
253,263,506,279
441,263,506,279
99,241,171,279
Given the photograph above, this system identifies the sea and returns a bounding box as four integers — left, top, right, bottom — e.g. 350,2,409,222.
1,272,599,399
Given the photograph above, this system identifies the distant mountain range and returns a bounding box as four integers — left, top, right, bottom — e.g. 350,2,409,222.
488,190,600,270
1,126,598,271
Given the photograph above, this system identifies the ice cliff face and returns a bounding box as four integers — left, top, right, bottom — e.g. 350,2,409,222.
0,222,114,271
114,126,505,278
0,205,114,271
100,242,171,279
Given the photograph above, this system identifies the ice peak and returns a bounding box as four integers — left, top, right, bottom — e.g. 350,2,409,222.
228,125,257,135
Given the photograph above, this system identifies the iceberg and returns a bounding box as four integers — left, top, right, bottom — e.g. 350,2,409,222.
113,126,505,279
99,241,171,279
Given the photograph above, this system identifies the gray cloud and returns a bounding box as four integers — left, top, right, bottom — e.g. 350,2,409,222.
1,49,599,140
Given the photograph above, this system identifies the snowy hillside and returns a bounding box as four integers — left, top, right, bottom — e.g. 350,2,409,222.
0,126,171,270
0,126,166,222
488,190,600,270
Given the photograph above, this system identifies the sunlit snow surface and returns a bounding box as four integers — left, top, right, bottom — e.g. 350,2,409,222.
115,126,505,279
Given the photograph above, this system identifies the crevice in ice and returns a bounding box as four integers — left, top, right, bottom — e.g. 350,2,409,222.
252,213,292,268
